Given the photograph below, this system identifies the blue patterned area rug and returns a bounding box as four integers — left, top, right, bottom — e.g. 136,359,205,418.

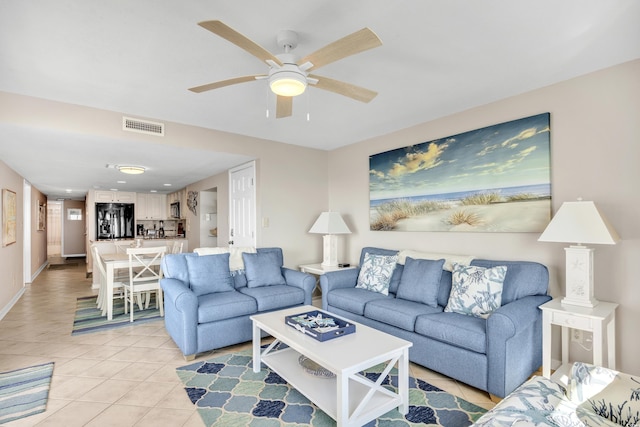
176,350,486,426
0,362,54,424
72,295,162,335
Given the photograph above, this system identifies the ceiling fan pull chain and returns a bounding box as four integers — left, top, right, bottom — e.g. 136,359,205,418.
306,90,311,122
265,86,270,118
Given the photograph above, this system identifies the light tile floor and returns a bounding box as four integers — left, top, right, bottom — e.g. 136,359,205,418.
0,258,495,426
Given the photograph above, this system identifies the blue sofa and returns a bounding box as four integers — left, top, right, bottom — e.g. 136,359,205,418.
161,247,315,359
320,247,551,398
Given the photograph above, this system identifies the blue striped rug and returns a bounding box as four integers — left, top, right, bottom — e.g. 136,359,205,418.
72,295,163,335
0,362,54,424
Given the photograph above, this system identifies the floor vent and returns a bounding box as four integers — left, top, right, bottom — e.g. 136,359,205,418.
122,116,164,136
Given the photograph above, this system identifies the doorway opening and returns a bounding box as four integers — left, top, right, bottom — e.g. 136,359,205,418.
199,189,218,247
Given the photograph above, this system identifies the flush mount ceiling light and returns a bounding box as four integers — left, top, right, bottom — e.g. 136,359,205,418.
117,166,145,175
269,65,307,97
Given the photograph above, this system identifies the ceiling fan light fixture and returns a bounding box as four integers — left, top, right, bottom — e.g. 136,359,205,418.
118,165,145,175
270,69,307,97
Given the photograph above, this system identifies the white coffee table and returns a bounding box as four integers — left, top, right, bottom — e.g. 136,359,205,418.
251,305,413,427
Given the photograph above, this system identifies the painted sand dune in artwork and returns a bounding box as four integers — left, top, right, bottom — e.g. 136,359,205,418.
373,200,550,232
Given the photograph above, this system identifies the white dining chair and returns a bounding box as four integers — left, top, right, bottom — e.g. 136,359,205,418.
91,244,125,316
124,246,166,322
170,240,184,254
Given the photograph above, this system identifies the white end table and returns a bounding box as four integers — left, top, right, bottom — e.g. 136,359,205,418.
540,299,618,379
299,263,358,298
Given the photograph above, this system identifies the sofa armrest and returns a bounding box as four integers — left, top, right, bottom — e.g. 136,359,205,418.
161,278,198,356
282,268,316,305
319,269,360,310
486,294,552,397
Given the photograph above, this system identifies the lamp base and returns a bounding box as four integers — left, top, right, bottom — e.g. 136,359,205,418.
320,234,339,268
561,245,598,308
561,296,599,308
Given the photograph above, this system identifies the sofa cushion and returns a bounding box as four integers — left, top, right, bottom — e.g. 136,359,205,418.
185,253,234,296
365,298,442,331
396,257,445,307
355,252,399,295
444,263,507,318
415,312,487,354
161,253,198,283
326,287,391,316
243,251,286,288
197,290,257,323
239,285,305,312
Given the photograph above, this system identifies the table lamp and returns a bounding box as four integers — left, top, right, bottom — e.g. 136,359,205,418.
538,199,620,308
309,212,351,268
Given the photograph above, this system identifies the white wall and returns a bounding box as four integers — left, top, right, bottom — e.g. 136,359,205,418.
328,59,640,375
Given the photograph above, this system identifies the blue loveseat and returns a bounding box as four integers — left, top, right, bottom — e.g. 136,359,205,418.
161,247,315,359
320,247,551,398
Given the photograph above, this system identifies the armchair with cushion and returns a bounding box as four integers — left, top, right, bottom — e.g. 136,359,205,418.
161,247,315,360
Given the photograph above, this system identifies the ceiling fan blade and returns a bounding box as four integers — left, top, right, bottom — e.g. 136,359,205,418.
198,20,283,66
300,28,382,71
309,74,378,103
276,96,293,118
188,75,265,93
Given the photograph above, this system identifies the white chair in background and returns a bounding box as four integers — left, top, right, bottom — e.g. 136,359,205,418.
92,244,125,315
170,240,184,254
124,246,166,322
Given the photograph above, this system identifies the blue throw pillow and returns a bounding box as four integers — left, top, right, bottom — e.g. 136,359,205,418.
243,251,286,288
185,253,234,296
396,257,445,307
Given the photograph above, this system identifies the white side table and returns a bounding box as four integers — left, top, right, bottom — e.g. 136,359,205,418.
299,263,357,298
540,299,618,379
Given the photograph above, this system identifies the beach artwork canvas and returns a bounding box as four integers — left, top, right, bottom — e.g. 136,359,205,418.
369,113,551,232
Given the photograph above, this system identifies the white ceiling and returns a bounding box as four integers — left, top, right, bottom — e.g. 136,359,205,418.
1,0,639,200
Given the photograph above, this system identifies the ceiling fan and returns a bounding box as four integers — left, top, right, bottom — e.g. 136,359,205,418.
189,20,383,118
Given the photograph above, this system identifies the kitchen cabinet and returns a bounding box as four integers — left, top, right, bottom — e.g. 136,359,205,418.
136,193,167,219
95,190,136,203
167,189,187,219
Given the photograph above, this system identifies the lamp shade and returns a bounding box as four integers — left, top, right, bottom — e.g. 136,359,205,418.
309,212,351,234
538,200,619,245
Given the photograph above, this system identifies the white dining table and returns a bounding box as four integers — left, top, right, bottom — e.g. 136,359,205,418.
99,252,163,320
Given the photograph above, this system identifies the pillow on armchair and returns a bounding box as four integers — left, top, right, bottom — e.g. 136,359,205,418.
242,251,286,288
569,362,640,427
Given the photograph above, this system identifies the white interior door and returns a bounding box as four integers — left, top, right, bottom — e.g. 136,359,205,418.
229,161,256,247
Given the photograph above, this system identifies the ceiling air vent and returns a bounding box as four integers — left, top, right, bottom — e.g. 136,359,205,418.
122,116,164,136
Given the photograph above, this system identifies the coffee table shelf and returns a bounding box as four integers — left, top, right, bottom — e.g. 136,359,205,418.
261,346,401,423
252,305,412,427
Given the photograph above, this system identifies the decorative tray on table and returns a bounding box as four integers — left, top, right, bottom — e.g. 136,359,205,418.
285,310,355,342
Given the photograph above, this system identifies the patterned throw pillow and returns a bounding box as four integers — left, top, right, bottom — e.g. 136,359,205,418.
444,263,507,318
569,362,640,427
355,252,398,295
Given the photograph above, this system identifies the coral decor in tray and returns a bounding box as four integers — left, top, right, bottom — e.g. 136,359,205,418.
285,310,355,342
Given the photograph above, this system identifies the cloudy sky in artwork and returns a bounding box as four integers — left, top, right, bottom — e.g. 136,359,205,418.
369,113,551,201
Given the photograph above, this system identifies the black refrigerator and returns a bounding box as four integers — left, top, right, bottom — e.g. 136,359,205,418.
96,203,135,240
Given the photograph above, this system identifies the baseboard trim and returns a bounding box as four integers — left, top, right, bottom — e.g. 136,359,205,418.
0,287,26,321
30,261,49,283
